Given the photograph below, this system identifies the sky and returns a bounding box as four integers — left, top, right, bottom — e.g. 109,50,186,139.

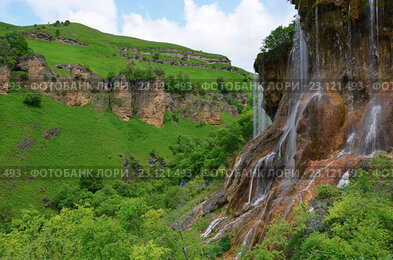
0,0,296,71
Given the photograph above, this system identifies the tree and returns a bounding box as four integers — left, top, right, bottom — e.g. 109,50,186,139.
217,77,228,94
260,21,295,58
130,241,170,260
64,20,71,26
55,29,60,37
0,32,30,66
117,198,149,234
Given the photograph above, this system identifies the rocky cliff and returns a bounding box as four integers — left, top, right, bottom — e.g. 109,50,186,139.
200,0,393,257
0,65,10,95
1,54,245,128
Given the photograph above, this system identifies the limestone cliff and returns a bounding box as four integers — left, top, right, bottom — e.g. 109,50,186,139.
5,54,242,128
0,65,10,95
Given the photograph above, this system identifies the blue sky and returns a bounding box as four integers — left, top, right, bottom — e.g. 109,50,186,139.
0,0,296,71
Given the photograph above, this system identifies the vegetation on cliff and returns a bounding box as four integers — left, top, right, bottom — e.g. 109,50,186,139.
258,21,295,60
239,155,393,259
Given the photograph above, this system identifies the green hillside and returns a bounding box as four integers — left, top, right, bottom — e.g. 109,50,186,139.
0,22,250,81
0,21,255,259
0,89,217,167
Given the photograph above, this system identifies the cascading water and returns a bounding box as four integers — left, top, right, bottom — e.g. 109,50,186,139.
347,3,353,83
247,152,275,204
351,1,384,156
357,102,383,156
225,156,244,188
368,0,379,81
337,171,350,188
315,6,320,77
277,17,310,169
201,216,227,238
253,72,271,139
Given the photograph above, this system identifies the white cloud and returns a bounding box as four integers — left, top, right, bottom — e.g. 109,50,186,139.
122,0,296,71
23,0,118,34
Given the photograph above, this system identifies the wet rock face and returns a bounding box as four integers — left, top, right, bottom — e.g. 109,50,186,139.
0,65,10,95
201,0,393,255
254,45,290,120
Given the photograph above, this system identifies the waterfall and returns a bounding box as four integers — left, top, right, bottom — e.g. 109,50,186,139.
347,3,353,82
368,0,379,81
302,161,334,193
201,216,227,238
357,103,383,156
247,152,275,204
225,156,244,188
337,171,350,188
315,6,320,77
235,229,254,259
277,17,310,168
253,73,271,139
337,132,355,157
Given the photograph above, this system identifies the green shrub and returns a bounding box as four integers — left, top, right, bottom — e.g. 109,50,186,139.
217,77,228,94
23,93,42,107
79,172,103,193
370,155,392,170
152,53,160,61
206,234,231,258
315,185,342,201
11,71,29,81
235,101,245,113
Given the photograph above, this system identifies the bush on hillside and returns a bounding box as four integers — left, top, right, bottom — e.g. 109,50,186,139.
122,63,164,84
80,172,103,193
165,72,192,94
23,93,42,107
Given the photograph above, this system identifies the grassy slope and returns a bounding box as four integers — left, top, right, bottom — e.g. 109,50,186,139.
0,89,218,212
0,21,245,214
0,22,250,81
0,89,216,167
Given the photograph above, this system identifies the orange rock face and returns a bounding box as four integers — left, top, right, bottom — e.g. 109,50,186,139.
0,65,10,95
201,1,393,256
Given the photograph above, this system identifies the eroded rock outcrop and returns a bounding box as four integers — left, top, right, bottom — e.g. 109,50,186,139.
12,53,243,128
134,78,166,128
0,65,10,95
26,30,90,46
166,92,248,125
110,75,133,121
